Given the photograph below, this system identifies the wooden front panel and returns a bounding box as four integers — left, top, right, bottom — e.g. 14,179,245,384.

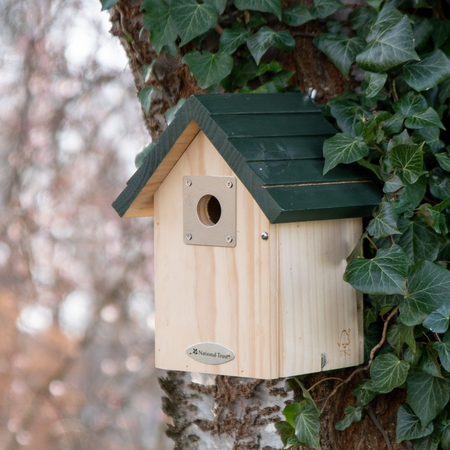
154,132,277,379
273,218,364,377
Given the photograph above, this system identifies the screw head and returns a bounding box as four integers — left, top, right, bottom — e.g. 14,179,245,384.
186,233,192,240
226,181,233,188
226,235,233,243
186,179,192,187
261,232,269,240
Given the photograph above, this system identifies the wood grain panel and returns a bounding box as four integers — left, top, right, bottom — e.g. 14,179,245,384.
273,218,364,376
154,131,278,379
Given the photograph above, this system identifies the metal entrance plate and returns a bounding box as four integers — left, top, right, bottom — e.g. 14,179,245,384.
183,175,236,247
186,342,236,365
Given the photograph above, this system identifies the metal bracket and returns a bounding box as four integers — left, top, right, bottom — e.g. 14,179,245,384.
183,175,236,247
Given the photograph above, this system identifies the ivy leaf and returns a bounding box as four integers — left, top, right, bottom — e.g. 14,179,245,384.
430,168,450,200
165,98,186,125
439,78,450,103
412,16,433,50
351,379,377,406
366,4,403,42
403,51,450,92
138,86,154,115
365,353,410,393
172,0,220,46
436,152,450,172
349,8,377,39
283,403,303,428
228,57,258,87
366,0,383,12
143,0,177,54
135,142,156,169
390,143,424,184
405,108,446,130
183,51,233,89
401,261,450,326
246,27,295,65
234,0,282,20
419,199,450,235
255,60,283,76
387,323,416,353
219,23,250,55
335,406,363,431
431,19,450,50
424,303,450,334
419,345,444,378
393,92,428,116
293,401,321,450
344,245,408,295
329,101,372,136
413,434,440,450
314,34,365,78
323,133,369,174
383,174,404,193
283,4,315,26
365,72,387,98
397,218,441,263
356,16,420,73
367,201,401,238
413,127,445,153
434,331,450,372
396,405,434,442
100,0,118,10
310,0,345,19
274,421,295,446
407,372,450,427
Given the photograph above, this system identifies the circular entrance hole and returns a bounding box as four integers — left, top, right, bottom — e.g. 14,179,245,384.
197,195,222,227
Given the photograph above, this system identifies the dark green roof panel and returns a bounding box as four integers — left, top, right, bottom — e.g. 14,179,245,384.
113,94,381,223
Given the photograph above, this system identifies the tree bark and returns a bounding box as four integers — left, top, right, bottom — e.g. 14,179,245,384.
108,2,407,448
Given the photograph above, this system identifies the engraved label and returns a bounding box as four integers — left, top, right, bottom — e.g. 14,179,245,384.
186,342,235,365
337,329,351,357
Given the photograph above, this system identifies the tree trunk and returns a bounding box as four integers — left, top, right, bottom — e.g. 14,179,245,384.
108,2,407,448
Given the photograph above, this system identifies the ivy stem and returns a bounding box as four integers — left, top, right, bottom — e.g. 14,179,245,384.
388,235,395,246
320,306,399,412
367,405,394,450
291,32,318,38
391,77,399,102
434,333,442,342
365,235,379,251
307,377,344,392
214,24,224,35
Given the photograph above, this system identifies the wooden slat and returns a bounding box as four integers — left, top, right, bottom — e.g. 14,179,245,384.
212,113,336,138
273,218,364,376
265,182,381,223
229,136,332,162
195,93,321,115
248,160,371,185
155,131,278,379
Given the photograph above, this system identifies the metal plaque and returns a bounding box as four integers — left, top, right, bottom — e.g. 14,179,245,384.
186,342,236,365
183,175,236,247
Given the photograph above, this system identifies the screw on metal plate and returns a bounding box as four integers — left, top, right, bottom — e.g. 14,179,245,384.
261,232,269,240
226,181,233,188
321,352,326,369
308,87,317,102
226,235,233,243
186,179,192,187
186,233,192,240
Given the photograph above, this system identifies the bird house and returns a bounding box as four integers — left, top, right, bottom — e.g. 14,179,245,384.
113,94,380,380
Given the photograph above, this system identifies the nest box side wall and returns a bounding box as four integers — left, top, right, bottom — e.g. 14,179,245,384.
154,131,279,379
270,219,364,377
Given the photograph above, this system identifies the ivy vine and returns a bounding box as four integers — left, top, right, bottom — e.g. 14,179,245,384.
102,0,450,448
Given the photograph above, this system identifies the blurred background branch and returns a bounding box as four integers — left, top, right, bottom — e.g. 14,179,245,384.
0,0,170,448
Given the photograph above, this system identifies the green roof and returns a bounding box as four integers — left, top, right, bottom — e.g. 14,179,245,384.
113,94,381,223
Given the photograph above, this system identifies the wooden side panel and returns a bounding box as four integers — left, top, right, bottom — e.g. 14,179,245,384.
154,132,277,379
273,218,364,377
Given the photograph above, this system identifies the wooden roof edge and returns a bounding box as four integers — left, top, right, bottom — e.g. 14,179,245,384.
112,98,200,217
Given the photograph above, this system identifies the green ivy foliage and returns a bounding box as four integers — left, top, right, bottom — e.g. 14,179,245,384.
102,0,450,447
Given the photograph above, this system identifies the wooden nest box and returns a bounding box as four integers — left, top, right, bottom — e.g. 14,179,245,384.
113,94,380,380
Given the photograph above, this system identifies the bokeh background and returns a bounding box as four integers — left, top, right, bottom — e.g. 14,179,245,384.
0,0,171,448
